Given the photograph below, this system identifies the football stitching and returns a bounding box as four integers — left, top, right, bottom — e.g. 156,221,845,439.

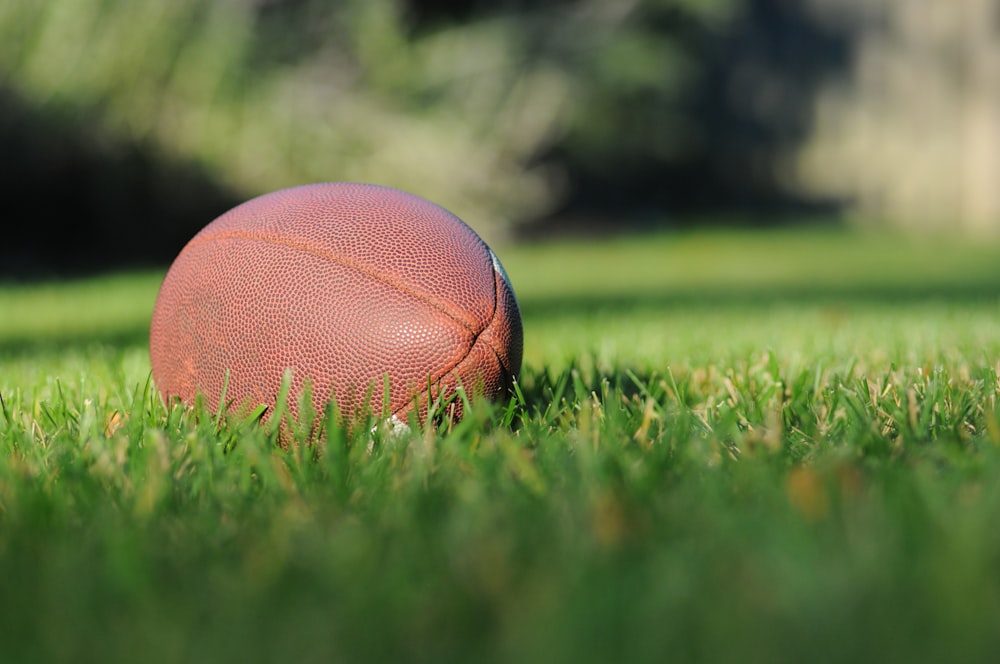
187,230,483,334
393,263,502,417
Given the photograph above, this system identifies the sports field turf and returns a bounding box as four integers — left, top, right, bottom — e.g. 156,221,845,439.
2,228,1000,662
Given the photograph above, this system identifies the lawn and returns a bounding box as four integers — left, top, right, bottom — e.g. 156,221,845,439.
2,227,1000,663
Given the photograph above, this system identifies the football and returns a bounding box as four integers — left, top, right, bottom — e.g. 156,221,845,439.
149,182,523,428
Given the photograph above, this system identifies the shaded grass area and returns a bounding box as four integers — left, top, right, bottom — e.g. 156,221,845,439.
0,272,158,352
502,228,1000,300
3,228,1000,662
4,227,1000,354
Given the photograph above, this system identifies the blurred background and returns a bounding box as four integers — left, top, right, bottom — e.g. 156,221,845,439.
1,0,998,277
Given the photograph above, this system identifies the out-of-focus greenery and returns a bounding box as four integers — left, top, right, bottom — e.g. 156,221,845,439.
1,0,557,237
0,0,742,240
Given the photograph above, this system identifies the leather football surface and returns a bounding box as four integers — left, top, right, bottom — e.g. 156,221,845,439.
149,182,523,426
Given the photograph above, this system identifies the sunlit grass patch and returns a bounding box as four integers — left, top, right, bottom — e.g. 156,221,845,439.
3,228,1000,662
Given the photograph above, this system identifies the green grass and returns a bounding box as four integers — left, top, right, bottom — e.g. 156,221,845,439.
3,227,1000,663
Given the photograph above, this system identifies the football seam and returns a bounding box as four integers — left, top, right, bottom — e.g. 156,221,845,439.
186,230,485,334
392,264,501,417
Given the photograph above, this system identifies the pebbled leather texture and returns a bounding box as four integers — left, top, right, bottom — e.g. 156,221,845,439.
149,182,523,426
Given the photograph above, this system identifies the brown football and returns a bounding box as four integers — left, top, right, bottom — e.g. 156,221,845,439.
149,182,522,427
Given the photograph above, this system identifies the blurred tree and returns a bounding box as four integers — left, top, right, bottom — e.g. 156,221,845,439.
508,0,852,232
0,0,568,276
0,0,858,275
251,0,855,230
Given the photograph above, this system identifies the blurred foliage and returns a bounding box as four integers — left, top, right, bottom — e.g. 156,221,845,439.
1,0,859,274
0,0,571,243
